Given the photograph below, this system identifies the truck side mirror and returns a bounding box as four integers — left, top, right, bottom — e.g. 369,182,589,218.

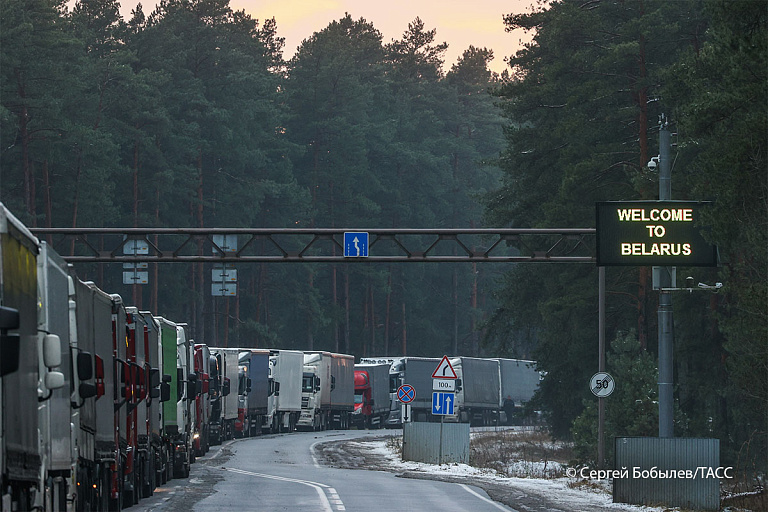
150,368,160,388
45,371,65,390
0,333,20,377
43,334,61,368
274,381,280,397
222,377,231,397
1,307,21,377
0,306,20,330
246,377,252,393
79,382,97,399
162,373,172,383
188,372,199,399
315,376,321,392
330,375,336,391
160,382,171,402
77,351,93,380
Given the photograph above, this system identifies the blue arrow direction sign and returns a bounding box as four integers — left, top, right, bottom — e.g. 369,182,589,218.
344,232,369,257
432,392,455,415
397,384,415,403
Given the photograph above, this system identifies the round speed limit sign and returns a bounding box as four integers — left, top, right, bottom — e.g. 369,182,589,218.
590,372,615,397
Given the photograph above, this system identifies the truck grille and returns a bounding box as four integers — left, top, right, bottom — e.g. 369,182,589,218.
301,397,309,409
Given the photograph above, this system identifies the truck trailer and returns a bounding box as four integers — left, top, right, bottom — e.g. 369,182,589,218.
72,279,121,511
209,348,237,443
494,358,541,424
400,357,442,423
0,206,55,511
264,350,303,433
360,357,405,428
451,357,502,426
239,350,270,437
328,353,355,429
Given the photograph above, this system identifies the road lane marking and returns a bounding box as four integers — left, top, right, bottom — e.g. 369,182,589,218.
223,467,346,512
459,484,518,512
309,440,323,468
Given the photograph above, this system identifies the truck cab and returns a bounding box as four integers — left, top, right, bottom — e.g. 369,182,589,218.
353,371,372,428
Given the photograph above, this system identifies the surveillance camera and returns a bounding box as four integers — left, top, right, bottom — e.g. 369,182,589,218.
647,157,659,170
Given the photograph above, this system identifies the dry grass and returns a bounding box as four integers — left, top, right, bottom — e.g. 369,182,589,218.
386,435,402,456
469,427,573,478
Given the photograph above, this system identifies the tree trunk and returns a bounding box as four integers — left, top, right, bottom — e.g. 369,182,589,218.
15,70,32,220
384,269,392,356
70,151,82,256
307,269,314,350
43,160,52,243
344,270,350,353
452,267,459,355
470,261,478,356
369,282,376,356
401,302,407,356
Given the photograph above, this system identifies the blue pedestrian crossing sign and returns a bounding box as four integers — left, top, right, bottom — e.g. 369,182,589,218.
344,232,369,257
432,392,455,416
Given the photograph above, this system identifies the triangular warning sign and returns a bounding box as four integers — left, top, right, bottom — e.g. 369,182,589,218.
431,355,457,379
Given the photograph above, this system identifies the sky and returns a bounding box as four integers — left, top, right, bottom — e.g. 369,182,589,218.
117,0,537,75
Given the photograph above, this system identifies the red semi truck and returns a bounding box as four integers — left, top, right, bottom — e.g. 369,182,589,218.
352,363,390,429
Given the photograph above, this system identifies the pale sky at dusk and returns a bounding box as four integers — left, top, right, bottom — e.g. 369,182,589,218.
117,0,537,75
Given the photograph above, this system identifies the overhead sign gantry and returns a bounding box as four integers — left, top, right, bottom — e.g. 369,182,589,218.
30,228,596,263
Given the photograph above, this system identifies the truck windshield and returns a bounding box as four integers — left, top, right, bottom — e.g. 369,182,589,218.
354,392,363,405
389,374,398,393
302,374,314,393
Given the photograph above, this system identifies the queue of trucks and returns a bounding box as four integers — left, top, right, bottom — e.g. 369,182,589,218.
360,356,542,427
0,204,361,512
1,202,542,511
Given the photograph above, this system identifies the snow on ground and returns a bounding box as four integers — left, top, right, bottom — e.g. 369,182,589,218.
355,439,671,512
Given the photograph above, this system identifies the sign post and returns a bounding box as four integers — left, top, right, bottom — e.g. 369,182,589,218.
431,356,458,464
397,384,414,423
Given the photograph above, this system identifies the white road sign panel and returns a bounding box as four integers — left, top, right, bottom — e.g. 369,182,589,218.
433,379,456,391
590,372,615,397
431,355,457,379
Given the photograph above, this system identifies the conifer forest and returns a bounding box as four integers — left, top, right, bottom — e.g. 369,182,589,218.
1,0,765,474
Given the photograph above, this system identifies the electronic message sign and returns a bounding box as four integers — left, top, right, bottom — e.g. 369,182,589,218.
596,201,717,266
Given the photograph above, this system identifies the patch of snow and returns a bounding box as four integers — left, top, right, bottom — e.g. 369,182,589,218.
353,439,671,512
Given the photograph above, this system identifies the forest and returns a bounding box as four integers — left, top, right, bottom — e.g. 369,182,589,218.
1,0,765,475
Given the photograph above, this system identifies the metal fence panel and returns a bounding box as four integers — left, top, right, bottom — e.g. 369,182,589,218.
614,437,720,511
403,422,469,464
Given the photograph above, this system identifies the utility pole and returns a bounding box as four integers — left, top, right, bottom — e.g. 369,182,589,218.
657,115,674,438
598,266,606,467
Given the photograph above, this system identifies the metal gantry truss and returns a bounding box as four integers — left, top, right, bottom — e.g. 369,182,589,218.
29,228,597,263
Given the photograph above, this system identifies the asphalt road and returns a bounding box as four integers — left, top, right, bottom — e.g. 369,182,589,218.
132,429,512,512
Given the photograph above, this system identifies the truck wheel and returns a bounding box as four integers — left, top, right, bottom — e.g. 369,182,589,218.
99,467,112,512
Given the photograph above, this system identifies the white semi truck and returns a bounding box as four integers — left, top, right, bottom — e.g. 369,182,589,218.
297,352,331,431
